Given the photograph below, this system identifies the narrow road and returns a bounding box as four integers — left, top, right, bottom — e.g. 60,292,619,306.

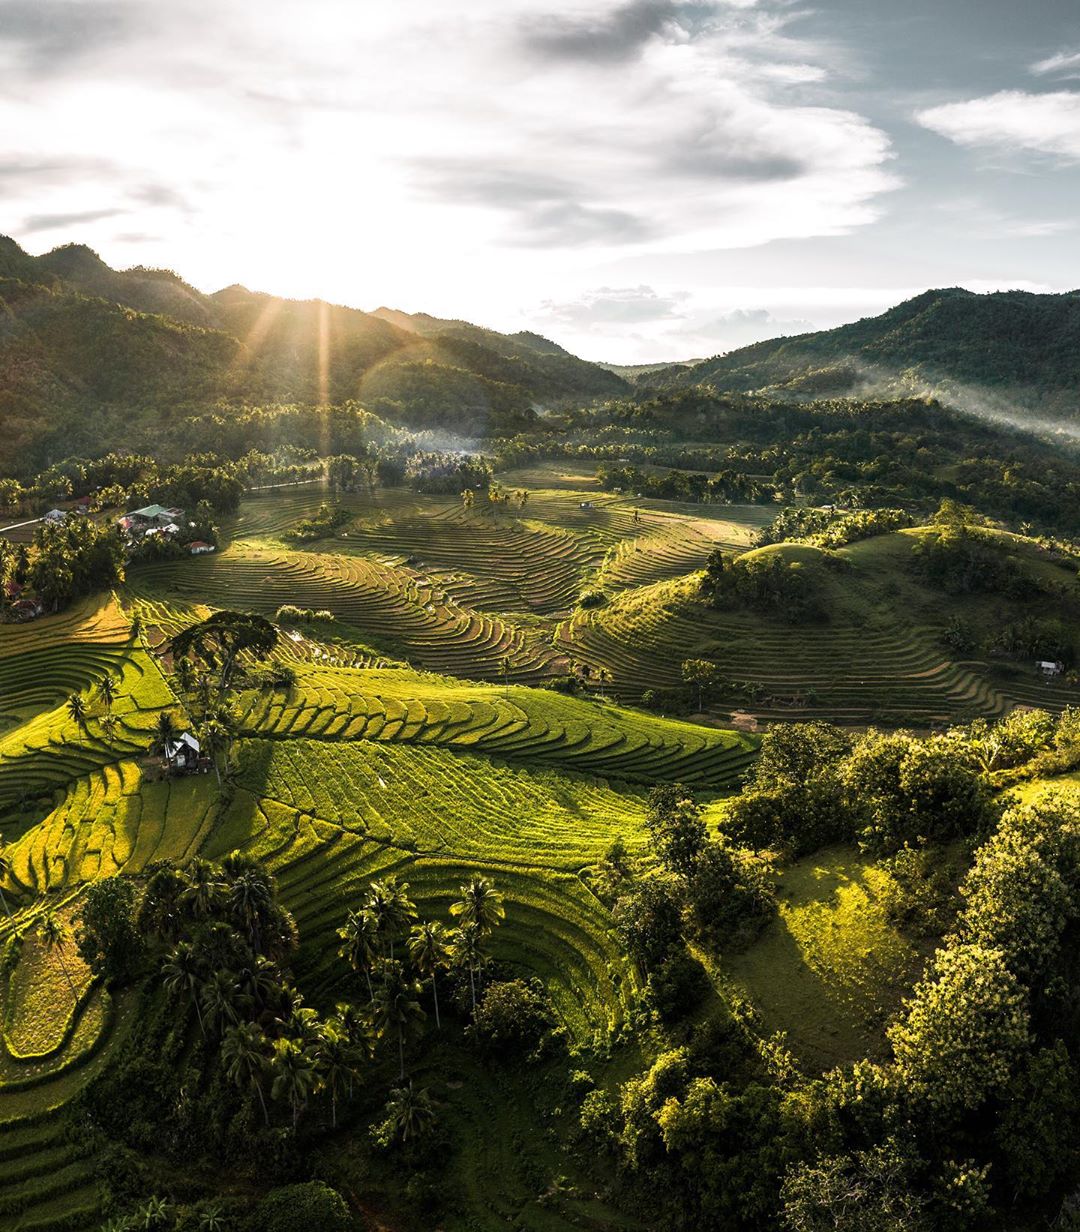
0,517,42,534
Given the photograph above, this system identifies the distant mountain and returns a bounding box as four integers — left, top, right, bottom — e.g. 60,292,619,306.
0,237,627,475
651,288,1080,419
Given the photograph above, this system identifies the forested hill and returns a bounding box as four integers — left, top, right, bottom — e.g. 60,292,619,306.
649,287,1080,417
0,236,626,475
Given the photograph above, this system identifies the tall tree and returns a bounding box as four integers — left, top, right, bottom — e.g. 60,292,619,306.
269,1036,322,1131
222,1021,271,1126
337,907,379,1001
372,959,425,1080
66,692,88,732
450,874,505,936
98,673,119,717
408,920,451,1028
162,940,207,1035
38,912,79,1002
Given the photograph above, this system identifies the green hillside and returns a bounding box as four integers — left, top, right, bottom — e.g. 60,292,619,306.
0,237,627,474
653,287,1080,417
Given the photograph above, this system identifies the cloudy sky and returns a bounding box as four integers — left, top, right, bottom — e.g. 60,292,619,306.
3,0,1080,361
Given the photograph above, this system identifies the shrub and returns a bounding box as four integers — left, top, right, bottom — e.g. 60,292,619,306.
470,979,555,1054
252,1182,349,1232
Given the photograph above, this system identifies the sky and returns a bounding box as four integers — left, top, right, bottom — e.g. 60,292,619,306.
3,0,1080,363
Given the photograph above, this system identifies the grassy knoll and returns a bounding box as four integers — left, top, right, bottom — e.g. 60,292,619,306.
565,528,1079,724
722,846,928,1071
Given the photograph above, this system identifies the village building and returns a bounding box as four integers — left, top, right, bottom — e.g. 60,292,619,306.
118,504,185,537
164,731,202,772
1037,659,1064,678
188,540,216,555
43,508,67,524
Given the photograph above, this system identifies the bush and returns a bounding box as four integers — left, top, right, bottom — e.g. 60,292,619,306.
470,979,555,1054
252,1182,349,1232
578,587,608,608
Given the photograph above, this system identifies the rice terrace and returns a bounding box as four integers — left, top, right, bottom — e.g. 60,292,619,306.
6,5,1080,1224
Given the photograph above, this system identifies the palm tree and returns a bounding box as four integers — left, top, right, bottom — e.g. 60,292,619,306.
383,1081,437,1145
181,858,225,920
140,864,187,943
596,667,611,700
449,922,483,1013
201,968,245,1034
99,712,118,741
269,1036,321,1131
66,692,88,731
155,710,178,769
197,1205,227,1232
98,673,119,717
450,874,505,936
222,1021,270,1126
0,836,13,918
228,868,271,953
336,907,379,1001
198,716,230,786
407,920,451,1028
372,959,425,1081
365,878,416,961
38,911,78,1001
317,1021,359,1129
162,940,206,1035
500,655,511,698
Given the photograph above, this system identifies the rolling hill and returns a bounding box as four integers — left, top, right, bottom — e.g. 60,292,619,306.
651,287,1080,420
0,237,627,475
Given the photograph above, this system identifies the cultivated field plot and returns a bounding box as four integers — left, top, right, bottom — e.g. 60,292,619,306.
215,736,648,1036
238,665,757,788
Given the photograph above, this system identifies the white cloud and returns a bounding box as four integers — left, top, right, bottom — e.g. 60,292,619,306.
915,90,1080,161
0,0,898,315
1031,49,1080,78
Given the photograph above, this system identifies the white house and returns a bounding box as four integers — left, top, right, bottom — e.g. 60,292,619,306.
1037,660,1064,677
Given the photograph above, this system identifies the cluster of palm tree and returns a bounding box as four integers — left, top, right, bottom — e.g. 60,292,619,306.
66,672,121,740
99,1195,226,1231
152,853,365,1132
336,873,505,1078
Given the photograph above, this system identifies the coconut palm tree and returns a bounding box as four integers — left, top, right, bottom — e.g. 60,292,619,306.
198,715,231,786
450,874,505,936
372,959,425,1081
269,1036,321,1131
365,878,416,961
336,907,379,1001
140,864,187,943
162,940,206,1035
37,911,78,1001
316,1021,359,1129
407,920,451,1028
383,1081,437,1145
596,667,611,700
449,922,484,1013
155,710,178,770
66,691,88,731
228,868,272,953
201,968,245,1034
222,1021,270,1126
98,672,119,717
181,857,225,920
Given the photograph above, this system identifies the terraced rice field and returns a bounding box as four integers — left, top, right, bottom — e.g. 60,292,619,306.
213,736,649,1035
0,907,140,1230
563,540,1079,725
238,666,756,787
